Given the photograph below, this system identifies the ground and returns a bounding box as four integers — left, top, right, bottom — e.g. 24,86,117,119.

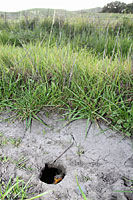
0,112,133,200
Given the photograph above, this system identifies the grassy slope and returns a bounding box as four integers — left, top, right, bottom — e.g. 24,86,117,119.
0,8,75,20
74,7,102,13
0,7,103,22
0,7,102,19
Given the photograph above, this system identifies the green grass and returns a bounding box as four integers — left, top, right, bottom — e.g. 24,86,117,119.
76,176,88,200
0,176,51,200
0,14,132,57
0,43,132,135
0,13,132,199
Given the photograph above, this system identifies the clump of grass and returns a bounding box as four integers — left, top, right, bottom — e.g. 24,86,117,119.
0,13,132,136
0,43,132,136
0,176,50,200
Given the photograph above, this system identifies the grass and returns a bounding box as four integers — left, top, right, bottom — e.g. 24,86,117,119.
0,13,132,198
76,176,133,200
76,176,88,200
0,14,132,57
0,133,21,147
0,43,132,135
0,176,51,200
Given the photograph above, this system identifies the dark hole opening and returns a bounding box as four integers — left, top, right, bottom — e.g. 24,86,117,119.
39,163,66,184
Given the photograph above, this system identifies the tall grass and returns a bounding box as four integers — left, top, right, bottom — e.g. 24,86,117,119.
0,43,132,135
0,13,132,199
0,14,132,57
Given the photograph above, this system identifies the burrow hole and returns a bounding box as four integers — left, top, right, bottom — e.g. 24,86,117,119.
39,163,66,184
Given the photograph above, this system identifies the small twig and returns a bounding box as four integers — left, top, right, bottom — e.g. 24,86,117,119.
70,134,77,146
52,137,74,164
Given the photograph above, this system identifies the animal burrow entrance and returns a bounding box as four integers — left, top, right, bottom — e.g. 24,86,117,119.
39,163,66,184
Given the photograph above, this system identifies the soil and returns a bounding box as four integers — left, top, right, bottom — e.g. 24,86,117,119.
0,112,133,200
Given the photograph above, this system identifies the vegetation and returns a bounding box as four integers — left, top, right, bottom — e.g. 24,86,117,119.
102,1,133,14
0,14,132,56
126,3,133,14
0,7,102,21
0,10,132,200
0,13,132,137
76,176,88,200
0,176,50,199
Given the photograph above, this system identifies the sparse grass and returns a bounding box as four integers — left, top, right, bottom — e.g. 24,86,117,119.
0,155,9,163
14,156,34,171
0,133,21,147
114,178,133,195
0,176,50,200
76,176,88,200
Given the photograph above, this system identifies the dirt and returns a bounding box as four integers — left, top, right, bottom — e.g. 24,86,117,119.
0,112,133,200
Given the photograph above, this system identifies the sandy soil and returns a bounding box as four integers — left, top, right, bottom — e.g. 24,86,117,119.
0,113,133,200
